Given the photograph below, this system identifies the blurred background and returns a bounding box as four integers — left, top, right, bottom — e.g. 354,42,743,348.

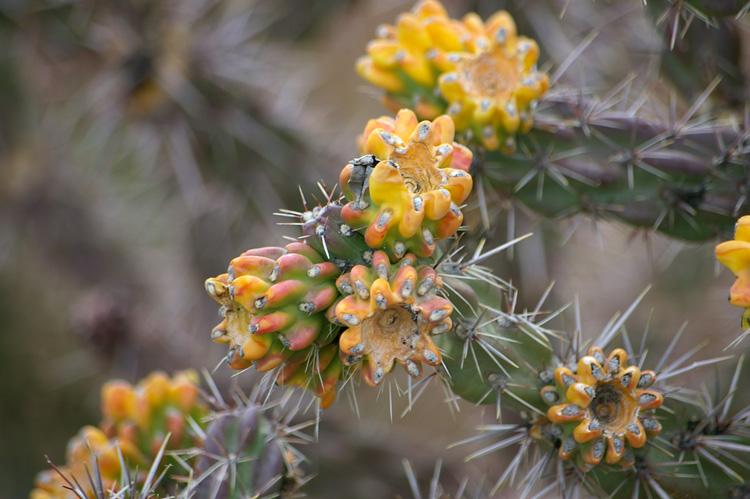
1,0,747,497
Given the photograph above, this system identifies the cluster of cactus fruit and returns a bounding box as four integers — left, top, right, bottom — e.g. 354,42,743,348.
32,371,305,499
206,106,471,404
32,371,208,498
359,0,750,241
356,0,549,153
34,0,750,498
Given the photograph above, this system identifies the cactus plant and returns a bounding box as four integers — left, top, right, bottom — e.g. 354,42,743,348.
184,404,306,498
20,1,750,498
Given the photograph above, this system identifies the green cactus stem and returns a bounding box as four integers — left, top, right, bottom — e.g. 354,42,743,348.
433,242,557,416
189,404,303,499
478,88,749,241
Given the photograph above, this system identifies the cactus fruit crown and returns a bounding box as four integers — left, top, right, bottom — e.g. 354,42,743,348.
540,347,663,470
341,108,473,259
436,9,548,152
333,250,452,386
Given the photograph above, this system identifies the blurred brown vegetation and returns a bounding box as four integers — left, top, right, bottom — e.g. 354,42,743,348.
1,0,747,497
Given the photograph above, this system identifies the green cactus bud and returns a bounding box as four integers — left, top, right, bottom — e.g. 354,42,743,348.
190,405,302,499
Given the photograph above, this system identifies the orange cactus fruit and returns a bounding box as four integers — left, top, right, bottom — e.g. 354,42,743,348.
331,250,451,386
341,109,473,259
716,215,750,329
356,0,548,152
31,426,145,499
100,370,207,454
540,347,662,470
205,242,341,370
32,371,206,498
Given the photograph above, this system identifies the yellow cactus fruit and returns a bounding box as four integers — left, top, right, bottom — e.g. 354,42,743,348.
100,379,137,422
100,370,207,455
170,370,201,412
205,242,344,406
341,109,473,259
437,12,548,152
357,0,548,152
540,347,662,470
32,371,207,499
330,250,451,386
31,426,144,499
716,216,750,329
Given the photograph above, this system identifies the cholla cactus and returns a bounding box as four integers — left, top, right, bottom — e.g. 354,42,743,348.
340,109,473,259
187,404,306,498
25,2,750,498
356,1,750,243
357,0,549,151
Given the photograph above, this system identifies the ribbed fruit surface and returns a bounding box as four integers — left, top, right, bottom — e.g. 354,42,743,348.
340,109,472,259
330,250,452,386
